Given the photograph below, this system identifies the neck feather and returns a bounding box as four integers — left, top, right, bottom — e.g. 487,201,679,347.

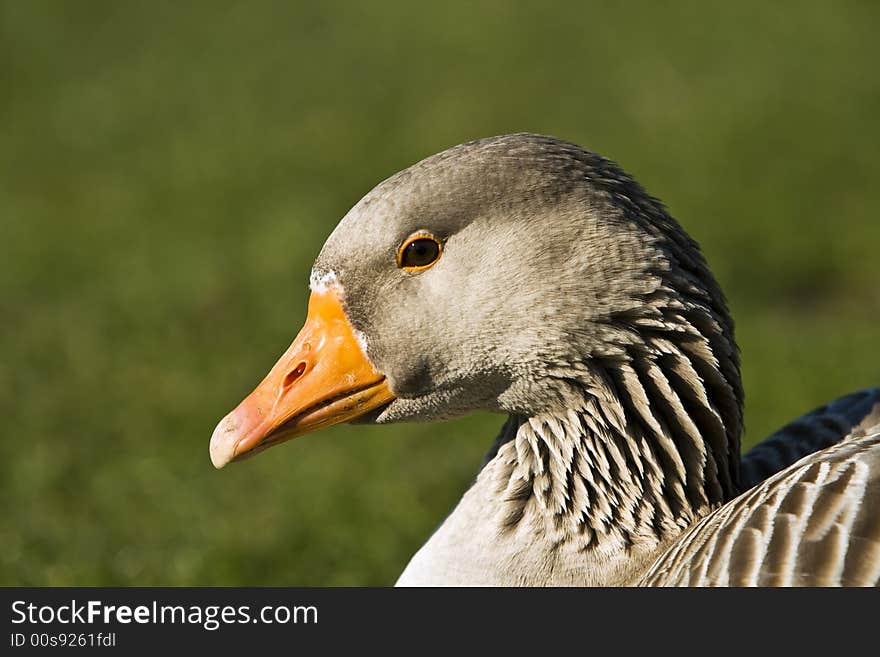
485,286,743,552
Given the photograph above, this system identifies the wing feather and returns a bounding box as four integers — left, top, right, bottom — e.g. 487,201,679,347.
640,428,880,586
740,387,880,489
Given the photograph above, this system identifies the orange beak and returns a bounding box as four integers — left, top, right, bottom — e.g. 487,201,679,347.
210,288,395,468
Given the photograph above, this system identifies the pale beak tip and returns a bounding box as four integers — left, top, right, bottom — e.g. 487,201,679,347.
209,413,240,469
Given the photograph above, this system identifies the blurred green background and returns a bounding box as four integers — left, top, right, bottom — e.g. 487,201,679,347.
2,1,878,585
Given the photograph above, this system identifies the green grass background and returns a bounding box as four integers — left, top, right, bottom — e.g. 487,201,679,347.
2,1,878,585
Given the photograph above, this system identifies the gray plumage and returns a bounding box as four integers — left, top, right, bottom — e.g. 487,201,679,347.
303,133,879,586
641,430,880,586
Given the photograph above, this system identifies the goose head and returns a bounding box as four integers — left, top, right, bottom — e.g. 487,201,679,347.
210,134,743,500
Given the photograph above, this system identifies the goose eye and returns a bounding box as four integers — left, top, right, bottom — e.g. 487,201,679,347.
397,235,442,271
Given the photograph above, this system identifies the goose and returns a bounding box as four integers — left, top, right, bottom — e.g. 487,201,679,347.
210,133,880,586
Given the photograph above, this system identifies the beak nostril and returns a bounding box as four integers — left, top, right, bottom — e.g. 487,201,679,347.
283,362,307,388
